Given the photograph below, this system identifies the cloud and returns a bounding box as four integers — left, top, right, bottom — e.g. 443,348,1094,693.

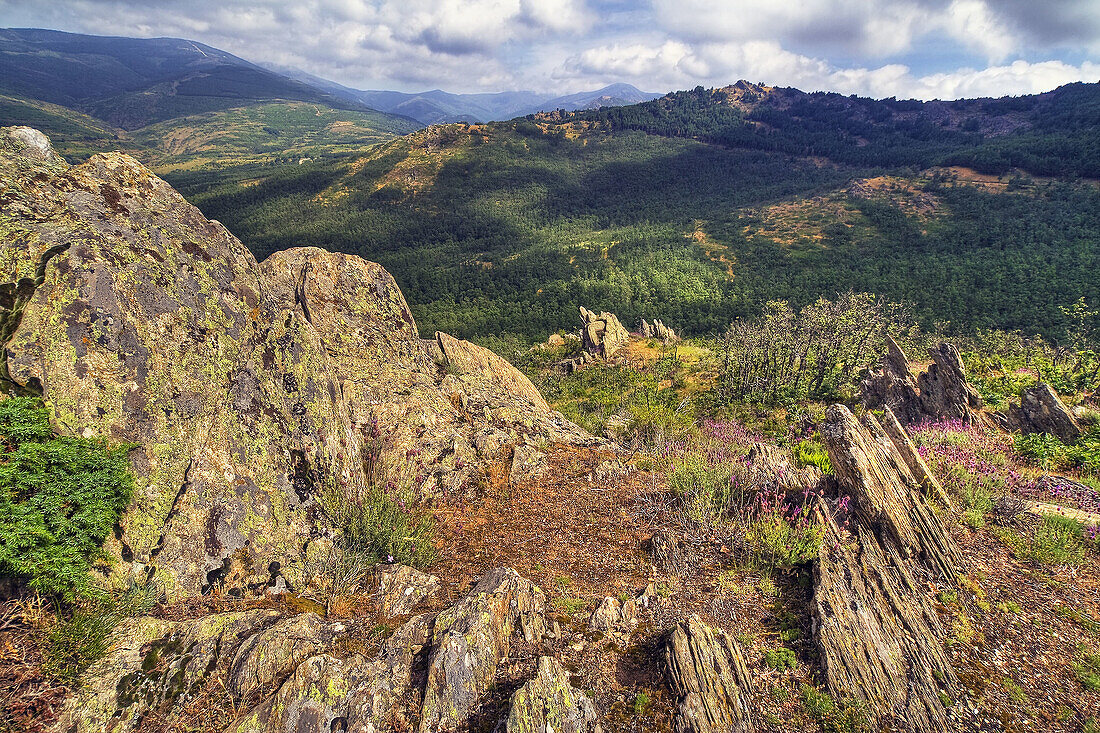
0,0,1096,95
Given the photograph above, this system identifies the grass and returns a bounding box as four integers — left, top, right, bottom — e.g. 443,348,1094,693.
800,683,869,733
1076,645,1100,692
995,515,1089,566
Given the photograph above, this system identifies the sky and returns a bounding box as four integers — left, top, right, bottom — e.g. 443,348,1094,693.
2,0,1099,99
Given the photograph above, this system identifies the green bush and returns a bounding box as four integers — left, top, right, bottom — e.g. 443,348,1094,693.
792,439,832,475
0,398,135,601
1075,645,1100,692
764,646,797,671
1014,432,1068,471
667,452,736,525
800,683,869,733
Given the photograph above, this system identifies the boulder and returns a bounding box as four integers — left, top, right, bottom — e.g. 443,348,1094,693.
228,612,336,699
588,595,638,638
664,615,756,733
510,443,548,485
375,564,441,617
505,656,600,733
0,127,589,598
816,404,961,733
1005,383,1082,443
917,343,983,423
639,318,679,344
419,567,546,731
579,307,629,358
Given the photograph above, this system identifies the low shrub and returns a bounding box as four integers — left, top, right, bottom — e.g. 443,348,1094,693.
763,646,797,671
743,486,824,570
996,514,1088,566
792,439,832,475
800,683,869,733
0,397,135,601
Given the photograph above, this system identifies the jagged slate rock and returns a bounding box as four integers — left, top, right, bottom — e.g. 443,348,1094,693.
233,612,436,732
664,615,756,733
510,444,547,485
0,128,591,598
813,508,958,733
420,568,546,732
52,616,176,733
878,406,954,510
1006,383,1082,443
436,331,550,411
823,405,962,581
647,529,683,574
506,656,600,733
579,306,629,358
56,609,278,733
588,596,637,637
746,443,823,493
375,564,441,617
917,342,983,423
228,612,336,699
860,336,924,425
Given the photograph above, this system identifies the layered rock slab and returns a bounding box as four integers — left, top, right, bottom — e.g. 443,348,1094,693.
817,404,961,733
664,615,756,733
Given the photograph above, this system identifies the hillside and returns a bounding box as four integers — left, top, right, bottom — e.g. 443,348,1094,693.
164,85,1100,343
0,28,407,130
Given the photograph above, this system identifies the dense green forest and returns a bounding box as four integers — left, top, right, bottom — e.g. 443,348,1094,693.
164,105,1100,343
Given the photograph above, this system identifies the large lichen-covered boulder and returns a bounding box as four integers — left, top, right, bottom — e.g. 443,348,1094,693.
55,609,280,733
506,656,600,733
0,127,590,598
663,615,756,733
1005,382,1082,443
436,331,549,411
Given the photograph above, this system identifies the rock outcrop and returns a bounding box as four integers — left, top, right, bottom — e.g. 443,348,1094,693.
1004,382,1082,443
816,404,961,733
639,318,678,344
664,615,756,733
861,338,982,425
579,307,629,358
0,127,589,598
375,563,440,617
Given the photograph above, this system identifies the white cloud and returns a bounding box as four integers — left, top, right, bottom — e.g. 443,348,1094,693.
0,0,1096,95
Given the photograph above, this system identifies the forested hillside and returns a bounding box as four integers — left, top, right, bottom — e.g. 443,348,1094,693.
161,83,1100,343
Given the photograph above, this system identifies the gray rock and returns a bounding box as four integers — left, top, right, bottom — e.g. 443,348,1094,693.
1006,382,1082,443
664,615,756,733
580,307,629,358
375,564,441,617
506,656,600,733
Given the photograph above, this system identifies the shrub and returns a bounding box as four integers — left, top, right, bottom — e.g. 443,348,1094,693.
667,452,736,526
0,398,135,601
323,478,436,570
800,683,869,733
1014,432,1068,471
764,646,797,671
743,486,824,569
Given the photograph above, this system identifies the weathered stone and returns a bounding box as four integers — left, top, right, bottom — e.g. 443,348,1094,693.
506,656,600,733
917,342,983,423
816,404,961,733
419,567,546,732
436,331,550,411
1005,382,1082,443
861,339,982,426
228,612,335,699
510,444,547,485
639,318,678,344
664,615,756,733
0,128,591,599
878,406,953,509
579,307,629,358
588,596,637,638
375,563,440,617
56,610,278,733
746,442,823,493
822,404,961,581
